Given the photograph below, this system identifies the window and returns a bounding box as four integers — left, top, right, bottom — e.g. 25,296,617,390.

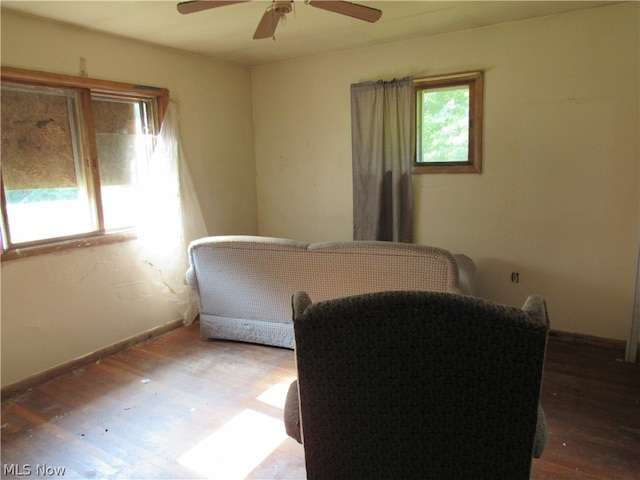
1,67,168,259
413,71,483,174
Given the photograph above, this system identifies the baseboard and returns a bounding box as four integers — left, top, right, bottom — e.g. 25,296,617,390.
549,329,629,352
1,318,185,400
2,323,632,400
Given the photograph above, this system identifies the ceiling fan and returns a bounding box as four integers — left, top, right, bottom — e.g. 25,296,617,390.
177,0,383,40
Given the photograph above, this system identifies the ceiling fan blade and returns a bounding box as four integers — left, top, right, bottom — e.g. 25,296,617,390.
177,0,250,15
308,0,382,23
253,8,281,39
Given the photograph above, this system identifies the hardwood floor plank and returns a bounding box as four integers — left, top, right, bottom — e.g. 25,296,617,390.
531,340,640,480
3,403,123,478
2,321,638,479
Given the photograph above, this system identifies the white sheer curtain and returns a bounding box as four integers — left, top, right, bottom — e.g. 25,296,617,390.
351,77,414,242
135,101,208,324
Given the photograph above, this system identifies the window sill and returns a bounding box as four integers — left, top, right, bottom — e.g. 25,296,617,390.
1,231,137,262
413,162,482,174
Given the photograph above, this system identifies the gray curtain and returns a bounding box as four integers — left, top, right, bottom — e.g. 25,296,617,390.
351,77,414,242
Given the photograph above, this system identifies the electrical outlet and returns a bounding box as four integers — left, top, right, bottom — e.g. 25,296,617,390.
511,272,520,284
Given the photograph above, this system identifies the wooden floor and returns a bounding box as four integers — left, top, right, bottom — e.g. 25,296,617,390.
2,321,639,479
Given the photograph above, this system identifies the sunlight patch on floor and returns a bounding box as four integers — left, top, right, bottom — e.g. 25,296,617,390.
177,408,288,479
257,379,296,409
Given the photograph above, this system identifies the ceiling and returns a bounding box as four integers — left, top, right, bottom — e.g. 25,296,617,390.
1,1,622,66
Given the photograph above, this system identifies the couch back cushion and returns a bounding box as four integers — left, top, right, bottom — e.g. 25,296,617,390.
188,236,463,323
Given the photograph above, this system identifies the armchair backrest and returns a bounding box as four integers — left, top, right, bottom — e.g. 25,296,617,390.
292,290,549,480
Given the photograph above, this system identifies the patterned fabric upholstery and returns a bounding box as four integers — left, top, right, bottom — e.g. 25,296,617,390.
186,235,475,348
288,290,549,480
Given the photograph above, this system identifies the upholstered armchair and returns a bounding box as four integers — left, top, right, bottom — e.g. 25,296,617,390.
284,290,549,480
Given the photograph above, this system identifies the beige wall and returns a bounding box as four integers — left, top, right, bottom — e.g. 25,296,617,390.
1,11,258,386
1,3,638,387
252,3,639,341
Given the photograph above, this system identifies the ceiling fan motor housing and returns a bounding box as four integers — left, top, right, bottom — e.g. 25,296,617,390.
272,1,293,14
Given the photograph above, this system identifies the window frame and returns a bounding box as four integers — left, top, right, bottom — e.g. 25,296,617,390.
413,71,483,174
1,67,169,261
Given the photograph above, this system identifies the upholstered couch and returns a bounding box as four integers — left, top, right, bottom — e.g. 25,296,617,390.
186,235,475,348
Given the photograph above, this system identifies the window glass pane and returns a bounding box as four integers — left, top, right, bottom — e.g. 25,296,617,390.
1,86,94,244
418,85,470,163
92,96,155,230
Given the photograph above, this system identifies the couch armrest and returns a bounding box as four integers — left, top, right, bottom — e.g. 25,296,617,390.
186,267,199,293
453,254,476,295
